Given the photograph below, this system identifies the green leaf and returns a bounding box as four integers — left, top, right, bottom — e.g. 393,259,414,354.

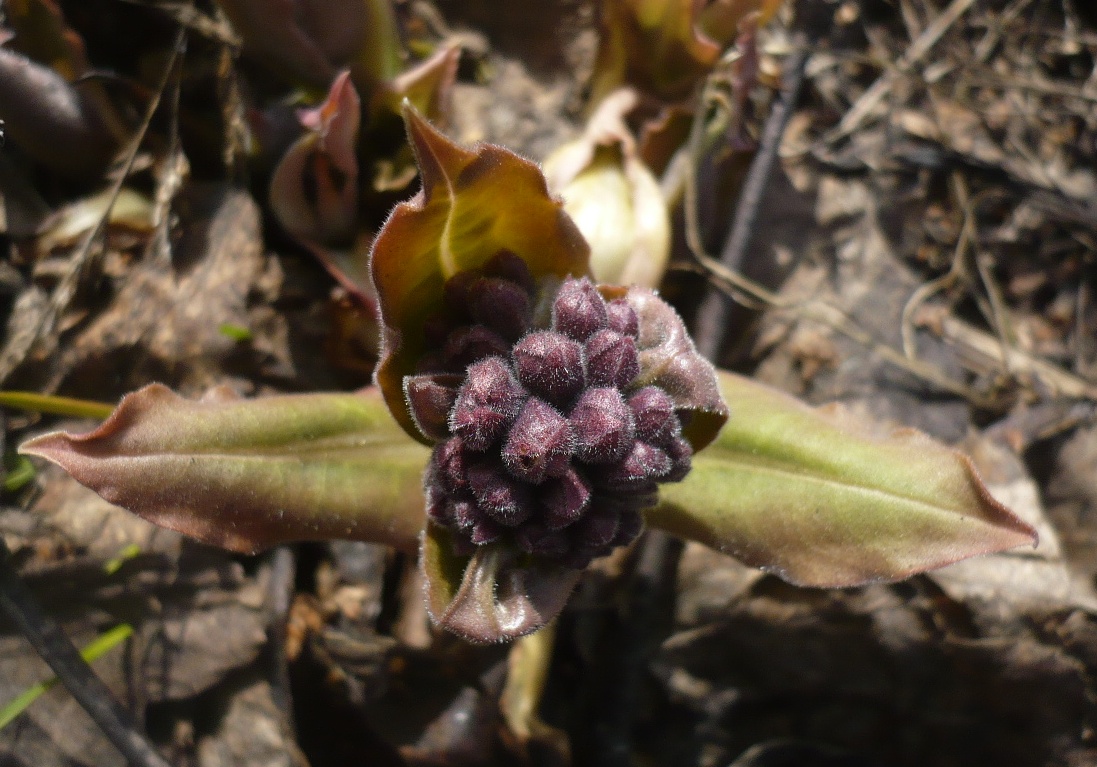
648,372,1038,587
20,385,430,554
370,106,591,443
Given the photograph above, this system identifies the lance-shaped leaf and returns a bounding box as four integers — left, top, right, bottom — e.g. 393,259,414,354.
421,524,581,643
648,372,1038,587
370,107,590,443
20,384,430,554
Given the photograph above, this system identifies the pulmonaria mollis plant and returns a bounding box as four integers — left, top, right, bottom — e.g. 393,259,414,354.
415,267,714,569
20,106,1037,644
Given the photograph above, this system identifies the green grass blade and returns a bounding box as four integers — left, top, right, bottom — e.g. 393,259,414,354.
0,623,133,730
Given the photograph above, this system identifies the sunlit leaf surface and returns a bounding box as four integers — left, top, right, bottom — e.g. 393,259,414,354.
21,384,429,553
649,372,1038,587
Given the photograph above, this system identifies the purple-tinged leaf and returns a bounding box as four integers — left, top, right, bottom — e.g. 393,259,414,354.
270,70,361,247
623,286,728,450
20,384,429,554
421,525,581,643
370,106,590,443
404,373,461,441
648,372,1039,587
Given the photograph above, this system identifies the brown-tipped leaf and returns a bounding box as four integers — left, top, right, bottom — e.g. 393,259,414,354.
20,384,430,554
421,524,581,643
648,372,1038,587
370,107,590,443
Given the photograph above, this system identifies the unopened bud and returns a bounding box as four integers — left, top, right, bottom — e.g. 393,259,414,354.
570,387,635,464
662,435,693,482
502,398,574,483
443,325,511,369
585,329,639,388
468,277,532,341
467,460,534,527
431,438,470,495
541,469,591,529
512,331,585,406
606,299,639,337
405,374,461,441
483,250,535,294
552,277,608,341
450,357,526,450
602,441,671,489
515,523,570,557
627,386,677,443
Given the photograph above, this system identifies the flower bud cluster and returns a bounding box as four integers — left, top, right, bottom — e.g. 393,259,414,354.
419,267,693,568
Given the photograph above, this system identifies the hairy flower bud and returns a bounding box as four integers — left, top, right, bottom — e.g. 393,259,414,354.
570,387,634,464
628,386,677,443
421,275,713,568
585,329,639,389
541,468,591,529
405,374,461,441
606,299,639,337
502,398,574,483
443,325,511,370
482,250,535,294
512,331,585,406
468,277,532,341
552,277,608,341
468,459,534,527
450,357,526,451
602,441,672,490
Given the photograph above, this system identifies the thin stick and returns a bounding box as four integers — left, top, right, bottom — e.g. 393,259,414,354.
0,540,173,767
693,42,809,360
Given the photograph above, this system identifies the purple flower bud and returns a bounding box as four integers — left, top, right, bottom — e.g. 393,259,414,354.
423,311,454,346
468,277,532,341
606,299,639,337
431,439,470,495
502,398,574,483
483,250,535,294
442,269,481,317
450,357,526,451
443,325,512,370
426,487,453,525
552,277,608,341
405,374,462,441
570,387,635,464
467,460,533,527
450,497,479,529
470,518,505,545
662,435,693,482
602,441,672,489
515,523,570,557
627,386,677,443
585,329,639,389
573,509,620,549
512,331,585,406
541,469,591,529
